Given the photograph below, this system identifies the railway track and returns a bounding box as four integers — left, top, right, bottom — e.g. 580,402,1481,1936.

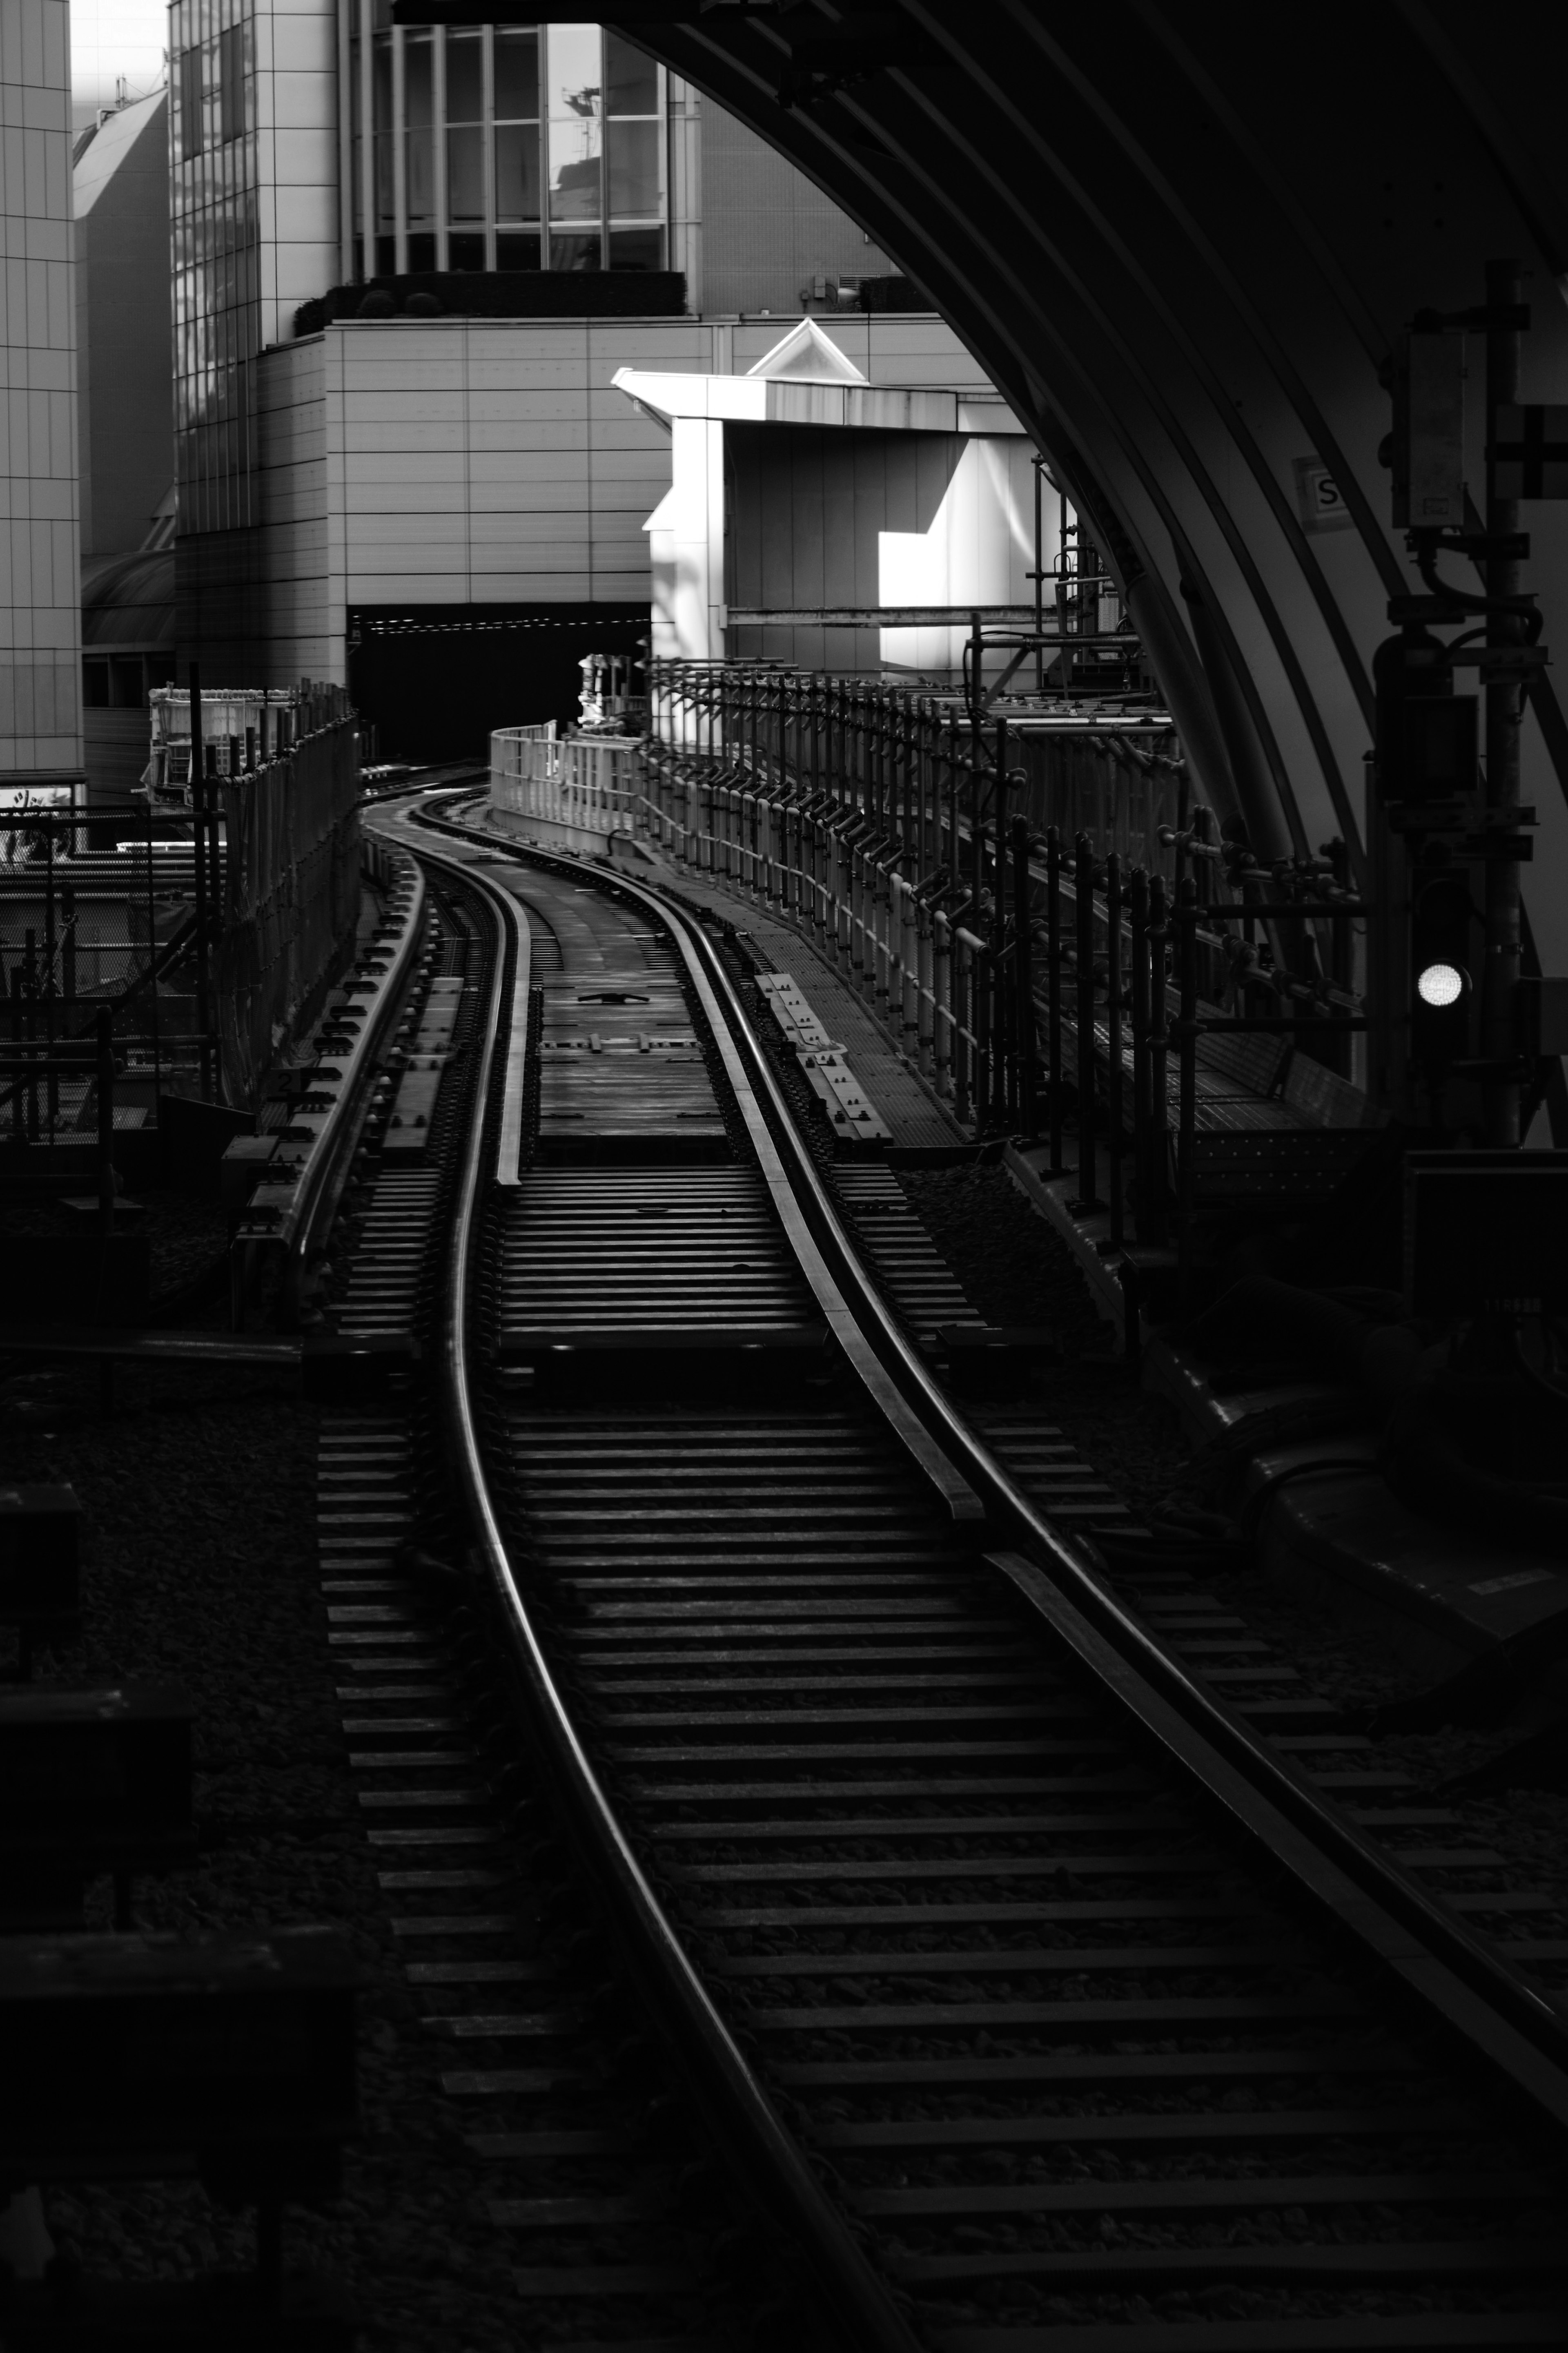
321,791,1568,2353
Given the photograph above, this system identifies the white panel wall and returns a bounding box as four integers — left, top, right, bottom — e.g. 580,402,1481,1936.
256,311,1007,686
0,0,80,778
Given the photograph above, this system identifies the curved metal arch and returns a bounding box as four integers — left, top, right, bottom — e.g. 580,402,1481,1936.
595,1,1568,905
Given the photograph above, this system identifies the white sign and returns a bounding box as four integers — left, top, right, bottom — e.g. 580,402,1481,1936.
1294,457,1354,535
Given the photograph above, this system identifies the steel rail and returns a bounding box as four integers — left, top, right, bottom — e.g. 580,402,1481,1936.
396,812,926,2353
413,793,1568,2143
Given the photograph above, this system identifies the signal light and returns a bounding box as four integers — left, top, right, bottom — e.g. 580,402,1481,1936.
1416,961,1468,1009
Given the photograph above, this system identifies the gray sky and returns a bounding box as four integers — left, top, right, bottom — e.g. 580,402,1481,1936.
71,0,168,116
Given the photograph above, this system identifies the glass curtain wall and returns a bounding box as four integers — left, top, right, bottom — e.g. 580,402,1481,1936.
351,11,666,279
170,0,259,532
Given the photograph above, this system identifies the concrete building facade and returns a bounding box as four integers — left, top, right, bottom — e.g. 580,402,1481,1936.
2,0,81,804
167,5,1003,754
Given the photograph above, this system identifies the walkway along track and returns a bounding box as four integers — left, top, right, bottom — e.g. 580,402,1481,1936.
354,792,1568,2352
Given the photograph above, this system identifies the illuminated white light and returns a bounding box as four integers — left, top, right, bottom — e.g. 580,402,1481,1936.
1417,961,1466,1008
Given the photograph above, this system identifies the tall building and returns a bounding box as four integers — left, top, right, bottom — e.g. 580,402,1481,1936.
168,7,991,753
75,85,179,806
1,0,82,810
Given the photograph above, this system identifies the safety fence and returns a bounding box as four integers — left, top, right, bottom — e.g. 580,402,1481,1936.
490,723,641,850
0,684,360,1146
640,659,1371,1254
216,700,361,1110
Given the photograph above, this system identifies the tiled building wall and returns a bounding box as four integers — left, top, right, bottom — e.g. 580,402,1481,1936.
254,312,998,687
699,103,895,317
1,0,82,781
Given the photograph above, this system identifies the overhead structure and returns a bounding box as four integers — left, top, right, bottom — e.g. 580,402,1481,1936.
403,0,1568,1044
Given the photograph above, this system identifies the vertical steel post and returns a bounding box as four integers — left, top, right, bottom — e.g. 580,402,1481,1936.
1176,876,1198,1296
1012,812,1036,1140
1106,852,1125,1247
968,614,984,912
43,813,57,1138
1046,825,1064,1173
1148,872,1171,1246
189,665,211,1102
96,1003,116,1237
1072,833,1099,1209
1129,866,1150,1243
1483,256,1524,1148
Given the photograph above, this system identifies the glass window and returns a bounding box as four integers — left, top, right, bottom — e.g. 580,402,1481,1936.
607,120,657,218
82,659,109,710
608,225,663,272
605,31,657,117
219,22,244,143
448,124,483,220
448,231,485,272
547,23,601,226
405,37,434,224
373,38,394,232
407,231,436,272
110,656,146,709
550,230,600,272
445,32,482,123
494,30,538,123
494,123,539,223
496,229,541,270
179,46,203,160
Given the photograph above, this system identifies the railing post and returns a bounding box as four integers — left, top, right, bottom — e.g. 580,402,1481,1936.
1106,851,1125,1248
189,663,212,1102
1148,872,1171,1246
1046,825,1064,1174
1012,812,1036,1142
974,935,991,1132
1071,832,1100,1212
96,1003,116,1238
1176,874,1198,1300
1129,865,1151,1244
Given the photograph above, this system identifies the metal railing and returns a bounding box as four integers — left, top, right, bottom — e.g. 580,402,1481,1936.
490,724,641,845
639,659,1371,1253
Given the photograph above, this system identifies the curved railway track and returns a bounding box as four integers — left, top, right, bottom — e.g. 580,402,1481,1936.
323,789,1568,2353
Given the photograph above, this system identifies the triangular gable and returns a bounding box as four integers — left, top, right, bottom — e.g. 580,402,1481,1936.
745,317,869,387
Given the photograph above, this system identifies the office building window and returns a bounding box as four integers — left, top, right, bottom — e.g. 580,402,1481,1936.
493,27,539,266
445,31,485,268
179,45,203,160
170,0,261,536
405,34,435,270
219,22,245,143
347,22,665,281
